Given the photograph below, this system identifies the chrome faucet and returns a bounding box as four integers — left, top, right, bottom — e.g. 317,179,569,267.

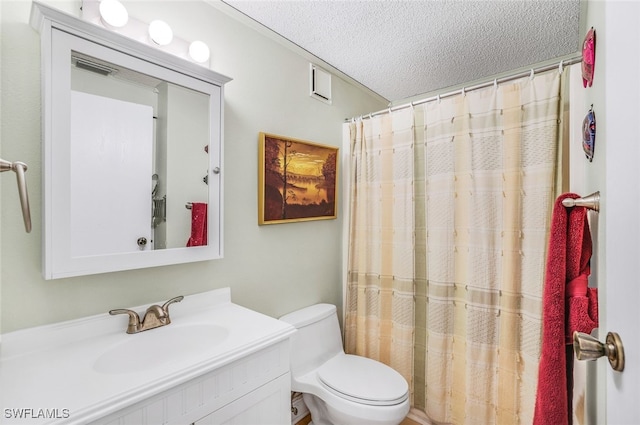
109,296,184,334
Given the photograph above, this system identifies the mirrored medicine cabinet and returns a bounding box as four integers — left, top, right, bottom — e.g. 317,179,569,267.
30,2,231,279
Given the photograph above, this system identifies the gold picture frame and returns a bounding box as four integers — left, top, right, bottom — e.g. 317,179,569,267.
258,132,338,225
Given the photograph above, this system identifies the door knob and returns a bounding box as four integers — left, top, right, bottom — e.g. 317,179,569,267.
573,331,625,372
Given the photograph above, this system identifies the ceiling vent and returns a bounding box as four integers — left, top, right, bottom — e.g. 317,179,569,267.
310,63,332,104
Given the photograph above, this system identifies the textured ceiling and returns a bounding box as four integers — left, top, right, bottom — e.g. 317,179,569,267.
221,0,582,101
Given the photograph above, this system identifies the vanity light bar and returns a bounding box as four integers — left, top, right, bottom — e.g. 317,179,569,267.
81,0,211,67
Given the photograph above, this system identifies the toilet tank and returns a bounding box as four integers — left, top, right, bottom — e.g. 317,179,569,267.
280,304,344,377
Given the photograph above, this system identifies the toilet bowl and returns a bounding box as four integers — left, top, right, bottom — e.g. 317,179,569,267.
280,304,410,425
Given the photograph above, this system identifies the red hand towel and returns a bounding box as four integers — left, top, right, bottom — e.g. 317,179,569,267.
186,202,208,247
534,193,598,425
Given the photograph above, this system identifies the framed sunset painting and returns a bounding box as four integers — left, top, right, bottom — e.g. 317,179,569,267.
258,132,338,224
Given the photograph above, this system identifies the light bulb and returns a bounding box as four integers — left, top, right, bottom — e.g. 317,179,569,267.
189,41,210,63
148,20,173,46
99,0,128,28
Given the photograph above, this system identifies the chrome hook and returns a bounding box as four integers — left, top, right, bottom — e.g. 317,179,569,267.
561,191,600,212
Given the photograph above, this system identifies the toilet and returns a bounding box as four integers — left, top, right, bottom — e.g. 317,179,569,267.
280,304,410,425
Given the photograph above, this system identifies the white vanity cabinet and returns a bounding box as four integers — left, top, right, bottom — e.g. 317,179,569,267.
0,289,296,425
193,374,290,425
92,340,291,425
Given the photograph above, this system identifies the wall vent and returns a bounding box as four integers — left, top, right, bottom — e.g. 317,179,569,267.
310,63,332,104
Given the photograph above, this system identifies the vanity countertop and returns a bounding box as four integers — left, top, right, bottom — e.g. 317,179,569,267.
0,288,295,425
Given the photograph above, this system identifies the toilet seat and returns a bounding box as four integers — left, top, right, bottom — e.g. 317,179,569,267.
317,354,409,406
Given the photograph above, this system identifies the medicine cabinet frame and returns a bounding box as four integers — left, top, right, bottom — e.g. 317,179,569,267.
30,1,232,279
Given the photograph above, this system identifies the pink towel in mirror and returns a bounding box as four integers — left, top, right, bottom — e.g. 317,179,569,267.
186,202,207,247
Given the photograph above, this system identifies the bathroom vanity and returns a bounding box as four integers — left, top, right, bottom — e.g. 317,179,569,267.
0,288,296,424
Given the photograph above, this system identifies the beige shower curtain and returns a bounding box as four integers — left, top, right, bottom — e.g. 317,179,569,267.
345,70,565,424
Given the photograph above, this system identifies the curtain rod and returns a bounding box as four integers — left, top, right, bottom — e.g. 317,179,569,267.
347,55,582,122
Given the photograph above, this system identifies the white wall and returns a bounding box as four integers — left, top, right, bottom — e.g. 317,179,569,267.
0,0,387,333
570,2,605,423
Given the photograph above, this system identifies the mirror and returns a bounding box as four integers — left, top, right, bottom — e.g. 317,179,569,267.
32,2,231,279
69,51,210,252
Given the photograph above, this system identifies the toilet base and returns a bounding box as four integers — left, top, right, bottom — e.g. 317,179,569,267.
302,392,407,425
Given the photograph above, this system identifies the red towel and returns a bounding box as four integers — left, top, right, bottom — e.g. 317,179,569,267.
534,193,598,425
186,202,208,247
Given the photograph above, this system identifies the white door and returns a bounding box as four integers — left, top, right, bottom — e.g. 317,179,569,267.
70,91,153,256
586,1,640,423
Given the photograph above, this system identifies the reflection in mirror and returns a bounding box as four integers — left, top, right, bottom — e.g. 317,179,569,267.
69,52,210,252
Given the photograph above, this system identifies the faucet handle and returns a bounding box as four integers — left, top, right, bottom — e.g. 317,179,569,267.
161,295,184,315
110,297,183,334
109,309,141,334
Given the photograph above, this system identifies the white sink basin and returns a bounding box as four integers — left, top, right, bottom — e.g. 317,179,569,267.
93,323,229,374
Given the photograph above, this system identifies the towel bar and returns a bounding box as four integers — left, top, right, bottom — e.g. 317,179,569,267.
561,191,599,212
0,157,31,232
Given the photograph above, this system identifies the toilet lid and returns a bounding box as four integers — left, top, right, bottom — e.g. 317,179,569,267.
317,354,408,406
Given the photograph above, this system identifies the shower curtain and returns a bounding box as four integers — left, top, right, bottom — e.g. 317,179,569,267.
345,70,566,424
